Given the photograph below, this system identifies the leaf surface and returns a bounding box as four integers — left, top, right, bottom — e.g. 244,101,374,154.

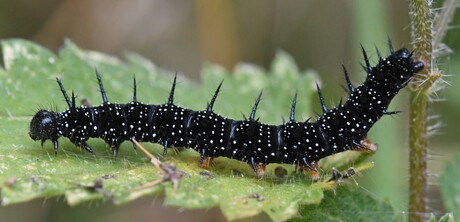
1,39,377,221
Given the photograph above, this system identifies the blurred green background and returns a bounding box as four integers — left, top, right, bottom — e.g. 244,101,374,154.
0,0,458,221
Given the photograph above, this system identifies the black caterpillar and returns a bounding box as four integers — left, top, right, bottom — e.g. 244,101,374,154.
29,42,424,176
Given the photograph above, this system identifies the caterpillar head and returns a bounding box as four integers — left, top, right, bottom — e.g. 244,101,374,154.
391,48,424,81
29,110,59,144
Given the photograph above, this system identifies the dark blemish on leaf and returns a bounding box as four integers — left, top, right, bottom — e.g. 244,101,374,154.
344,168,356,178
71,179,114,203
249,194,265,202
232,169,243,176
29,175,38,184
101,174,117,180
274,166,288,178
199,170,215,179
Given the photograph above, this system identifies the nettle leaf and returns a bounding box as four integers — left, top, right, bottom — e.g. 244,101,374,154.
290,186,396,222
440,154,460,220
0,39,380,221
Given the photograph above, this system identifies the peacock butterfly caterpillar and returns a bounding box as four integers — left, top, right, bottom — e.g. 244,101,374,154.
29,41,424,178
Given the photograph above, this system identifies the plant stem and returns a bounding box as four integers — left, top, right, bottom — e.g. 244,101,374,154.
408,94,428,222
408,0,432,221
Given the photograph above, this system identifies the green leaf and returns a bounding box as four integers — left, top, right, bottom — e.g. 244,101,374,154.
1,39,376,221
440,153,460,220
290,186,396,222
438,213,455,222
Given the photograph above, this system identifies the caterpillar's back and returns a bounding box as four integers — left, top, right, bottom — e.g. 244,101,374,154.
29,43,424,176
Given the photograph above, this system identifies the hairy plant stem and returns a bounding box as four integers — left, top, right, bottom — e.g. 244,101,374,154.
409,0,432,222
408,94,428,222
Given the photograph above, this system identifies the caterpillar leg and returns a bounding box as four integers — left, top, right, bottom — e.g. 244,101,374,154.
255,164,266,177
131,142,138,154
111,144,120,159
301,159,320,181
198,148,212,168
71,139,94,154
199,155,213,169
52,140,59,154
162,140,169,157
81,142,94,154
250,157,266,177
353,138,378,153
42,139,60,155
